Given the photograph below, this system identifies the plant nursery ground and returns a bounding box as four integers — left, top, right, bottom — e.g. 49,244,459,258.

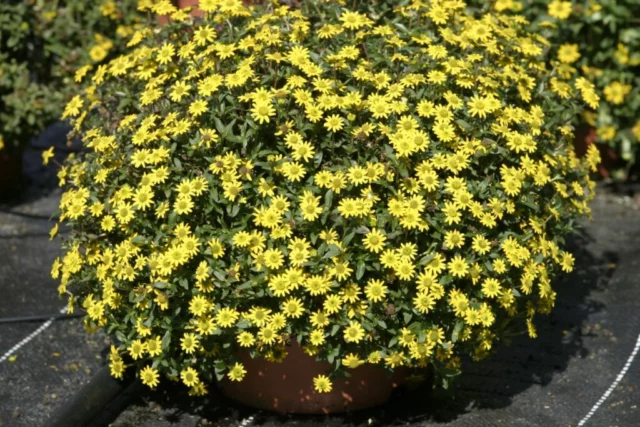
1,184,639,427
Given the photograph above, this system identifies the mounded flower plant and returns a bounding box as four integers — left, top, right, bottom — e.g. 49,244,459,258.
52,0,601,399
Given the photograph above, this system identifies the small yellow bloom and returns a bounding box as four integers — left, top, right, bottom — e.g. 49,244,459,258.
313,374,332,393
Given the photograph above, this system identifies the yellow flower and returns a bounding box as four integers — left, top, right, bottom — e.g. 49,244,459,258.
281,161,306,182
557,44,580,64
471,235,491,255
282,297,305,318
343,321,365,343
258,325,277,345
216,307,239,328
140,366,159,388
310,311,330,328
342,353,364,368
101,215,116,232
156,42,175,64
189,99,208,117
251,101,275,124
189,295,210,317
548,1,572,19
560,251,575,272
323,294,342,314
42,147,55,166
228,363,247,382
363,228,386,253
237,331,256,347
264,248,284,269
174,196,194,215
128,339,146,360
603,82,632,105
413,292,435,313
482,278,502,298
597,125,616,141
62,96,83,119
110,359,125,379
448,255,469,278
146,336,163,357
364,279,388,302
313,374,332,393
324,114,344,132
309,329,325,346
467,95,496,119
181,367,200,387
180,333,199,354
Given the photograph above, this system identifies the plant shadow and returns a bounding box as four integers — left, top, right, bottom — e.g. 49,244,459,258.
0,121,79,206
103,230,616,426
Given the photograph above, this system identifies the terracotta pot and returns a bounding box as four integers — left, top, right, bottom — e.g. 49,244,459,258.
573,125,622,179
0,149,23,198
158,0,263,24
218,342,408,414
157,0,202,25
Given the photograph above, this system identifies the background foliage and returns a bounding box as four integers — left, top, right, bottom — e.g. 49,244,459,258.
0,0,142,152
484,0,640,179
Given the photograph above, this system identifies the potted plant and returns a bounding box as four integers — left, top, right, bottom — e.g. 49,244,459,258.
53,0,599,414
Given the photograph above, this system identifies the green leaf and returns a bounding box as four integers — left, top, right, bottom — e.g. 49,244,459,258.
342,231,356,247
451,320,464,343
323,244,341,259
331,324,340,336
324,190,333,211
403,312,413,324
455,119,471,131
356,260,366,280
214,117,226,135
162,330,171,350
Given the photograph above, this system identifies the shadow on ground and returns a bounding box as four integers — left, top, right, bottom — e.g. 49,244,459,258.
98,231,616,427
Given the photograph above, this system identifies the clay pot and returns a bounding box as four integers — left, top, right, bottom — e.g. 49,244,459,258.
157,0,203,25
218,342,408,414
0,149,23,198
573,125,622,179
158,0,264,24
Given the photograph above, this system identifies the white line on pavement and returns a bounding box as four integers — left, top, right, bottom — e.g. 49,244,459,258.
0,307,67,364
577,332,640,426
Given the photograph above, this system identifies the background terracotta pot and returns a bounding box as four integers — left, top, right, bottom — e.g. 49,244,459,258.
573,125,621,179
158,0,263,23
0,150,23,198
218,342,409,414
157,0,203,25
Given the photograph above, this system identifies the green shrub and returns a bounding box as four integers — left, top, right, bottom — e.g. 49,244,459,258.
481,0,640,178
0,0,143,152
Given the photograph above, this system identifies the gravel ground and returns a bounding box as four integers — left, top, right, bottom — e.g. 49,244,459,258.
1,187,639,427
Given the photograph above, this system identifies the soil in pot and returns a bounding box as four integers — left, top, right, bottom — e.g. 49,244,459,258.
218,341,410,414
